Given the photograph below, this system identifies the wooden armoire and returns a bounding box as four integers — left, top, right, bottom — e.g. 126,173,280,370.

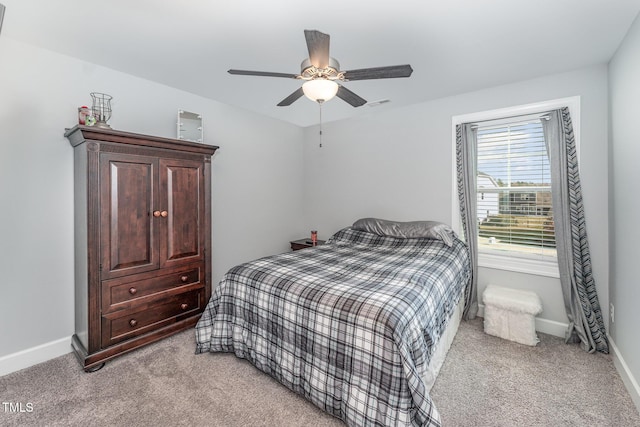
65,125,218,371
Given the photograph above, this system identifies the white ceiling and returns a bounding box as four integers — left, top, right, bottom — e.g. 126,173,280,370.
2,0,639,127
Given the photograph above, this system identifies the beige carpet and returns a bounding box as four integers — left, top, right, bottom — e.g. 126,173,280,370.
1,318,638,426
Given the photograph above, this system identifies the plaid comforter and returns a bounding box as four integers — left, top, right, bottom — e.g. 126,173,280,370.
195,227,470,426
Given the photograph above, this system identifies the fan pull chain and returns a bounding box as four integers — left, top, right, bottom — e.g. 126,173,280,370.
318,101,323,148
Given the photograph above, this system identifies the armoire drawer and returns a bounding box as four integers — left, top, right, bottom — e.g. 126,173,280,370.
101,288,204,347
101,264,203,313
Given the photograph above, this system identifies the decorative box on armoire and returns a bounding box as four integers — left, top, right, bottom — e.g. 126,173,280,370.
65,125,218,371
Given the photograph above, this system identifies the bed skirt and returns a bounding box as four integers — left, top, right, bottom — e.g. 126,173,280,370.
424,292,465,392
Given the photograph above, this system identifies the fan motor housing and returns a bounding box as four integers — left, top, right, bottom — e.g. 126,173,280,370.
300,57,342,80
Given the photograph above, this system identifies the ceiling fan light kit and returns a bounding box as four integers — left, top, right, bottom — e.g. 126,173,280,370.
302,79,339,103
228,30,413,108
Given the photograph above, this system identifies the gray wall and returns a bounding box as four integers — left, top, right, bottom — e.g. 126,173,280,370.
302,65,610,332
609,12,640,408
0,37,305,358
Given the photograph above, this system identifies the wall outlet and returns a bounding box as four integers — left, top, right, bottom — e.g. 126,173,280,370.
610,303,615,323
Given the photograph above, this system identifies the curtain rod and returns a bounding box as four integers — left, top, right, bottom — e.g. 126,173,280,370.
468,111,551,129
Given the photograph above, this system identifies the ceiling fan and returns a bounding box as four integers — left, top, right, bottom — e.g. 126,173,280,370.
228,30,413,107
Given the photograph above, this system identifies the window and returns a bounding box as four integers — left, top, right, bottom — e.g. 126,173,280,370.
452,97,580,277
476,119,557,260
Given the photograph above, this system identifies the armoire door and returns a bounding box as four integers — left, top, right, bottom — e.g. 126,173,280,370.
100,152,160,280
159,158,206,268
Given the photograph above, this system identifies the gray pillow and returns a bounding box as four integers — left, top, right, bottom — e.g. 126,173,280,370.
352,218,454,246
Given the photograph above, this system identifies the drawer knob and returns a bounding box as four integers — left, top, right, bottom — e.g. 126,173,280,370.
160,210,168,218
180,303,188,310
128,287,137,295
180,275,189,282
129,319,138,327
153,210,161,217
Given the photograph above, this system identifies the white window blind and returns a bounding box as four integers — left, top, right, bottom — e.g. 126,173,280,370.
476,119,557,260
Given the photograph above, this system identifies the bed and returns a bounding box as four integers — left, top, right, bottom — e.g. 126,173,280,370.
195,219,471,426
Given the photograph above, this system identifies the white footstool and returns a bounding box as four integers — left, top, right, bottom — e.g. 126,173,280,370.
482,285,543,346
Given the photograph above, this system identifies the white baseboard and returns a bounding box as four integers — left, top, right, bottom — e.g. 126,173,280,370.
534,318,568,338
0,337,72,377
609,335,640,414
478,303,567,338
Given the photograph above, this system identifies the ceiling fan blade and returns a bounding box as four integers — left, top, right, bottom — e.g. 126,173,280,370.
228,69,298,79
304,30,330,69
0,4,5,35
336,85,367,107
342,64,413,81
277,87,305,107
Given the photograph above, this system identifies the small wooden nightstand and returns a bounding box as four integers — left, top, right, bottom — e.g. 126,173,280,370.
290,238,326,251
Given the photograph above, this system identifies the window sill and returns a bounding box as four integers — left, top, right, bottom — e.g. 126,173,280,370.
478,252,560,278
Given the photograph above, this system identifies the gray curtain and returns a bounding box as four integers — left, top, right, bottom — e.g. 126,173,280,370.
456,123,478,320
541,108,609,354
